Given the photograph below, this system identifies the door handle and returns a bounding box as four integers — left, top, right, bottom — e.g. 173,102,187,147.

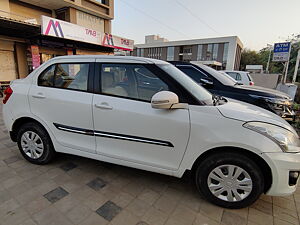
32,93,46,99
95,103,113,110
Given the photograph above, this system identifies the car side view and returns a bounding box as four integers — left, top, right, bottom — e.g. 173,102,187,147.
3,56,300,209
223,70,254,86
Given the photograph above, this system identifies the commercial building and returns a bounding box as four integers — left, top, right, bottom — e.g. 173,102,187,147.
133,35,243,70
0,0,133,81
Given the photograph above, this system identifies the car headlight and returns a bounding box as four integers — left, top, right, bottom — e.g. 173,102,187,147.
243,122,300,153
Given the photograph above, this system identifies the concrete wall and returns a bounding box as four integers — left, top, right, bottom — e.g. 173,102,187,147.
9,1,51,24
251,73,280,89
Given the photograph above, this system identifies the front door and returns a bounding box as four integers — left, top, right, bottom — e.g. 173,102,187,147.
92,63,190,170
29,61,96,153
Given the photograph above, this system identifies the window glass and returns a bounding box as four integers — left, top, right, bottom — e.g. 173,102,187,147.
167,47,174,61
101,64,169,102
177,66,207,82
134,66,169,101
157,64,213,103
38,65,55,87
225,72,237,80
247,73,252,81
212,44,219,60
206,44,213,60
197,45,203,61
236,73,242,81
223,43,229,64
54,64,89,91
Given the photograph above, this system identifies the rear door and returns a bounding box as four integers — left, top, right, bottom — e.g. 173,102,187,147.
28,59,96,153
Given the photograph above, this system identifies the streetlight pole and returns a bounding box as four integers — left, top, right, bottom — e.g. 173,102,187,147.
266,44,272,74
292,49,300,83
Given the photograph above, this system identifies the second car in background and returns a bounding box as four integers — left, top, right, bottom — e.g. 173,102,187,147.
223,71,254,86
169,61,295,121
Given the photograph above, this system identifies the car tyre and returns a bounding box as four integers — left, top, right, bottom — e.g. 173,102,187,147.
17,122,55,164
194,152,264,209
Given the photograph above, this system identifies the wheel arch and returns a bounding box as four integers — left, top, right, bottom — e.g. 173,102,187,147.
190,146,272,193
10,117,47,142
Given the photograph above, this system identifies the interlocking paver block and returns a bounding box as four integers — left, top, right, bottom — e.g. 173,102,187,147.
44,187,69,203
3,156,21,164
60,162,77,172
87,177,106,191
96,200,122,221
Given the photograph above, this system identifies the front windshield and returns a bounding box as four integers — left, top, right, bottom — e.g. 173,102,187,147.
198,64,236,86
157,64,213,103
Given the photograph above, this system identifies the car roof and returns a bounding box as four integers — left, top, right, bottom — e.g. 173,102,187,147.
53,55,169,64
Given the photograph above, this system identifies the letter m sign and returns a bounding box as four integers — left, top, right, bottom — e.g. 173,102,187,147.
44,19,64,38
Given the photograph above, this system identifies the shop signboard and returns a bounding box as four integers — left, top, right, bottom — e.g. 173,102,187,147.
41,16,134,51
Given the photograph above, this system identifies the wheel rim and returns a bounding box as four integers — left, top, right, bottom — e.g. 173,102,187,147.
20,131,44,159
207,164,253,202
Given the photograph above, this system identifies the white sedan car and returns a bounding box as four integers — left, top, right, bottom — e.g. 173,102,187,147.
2,56,300,209
223,70,254,85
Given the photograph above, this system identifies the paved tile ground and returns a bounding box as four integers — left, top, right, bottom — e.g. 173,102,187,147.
0,102,300,225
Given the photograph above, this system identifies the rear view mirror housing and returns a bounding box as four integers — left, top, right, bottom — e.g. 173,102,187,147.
151,91,188,109
200,78,214,88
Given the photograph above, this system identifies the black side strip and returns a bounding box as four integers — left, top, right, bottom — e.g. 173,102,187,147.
53,123,174,147
53,123,94,136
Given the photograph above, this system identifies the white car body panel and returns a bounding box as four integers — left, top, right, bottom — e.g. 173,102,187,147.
3,55,300,199
92,94,190,170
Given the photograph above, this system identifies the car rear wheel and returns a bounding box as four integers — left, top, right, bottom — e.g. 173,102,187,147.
17,122,55,164
194,152,264,209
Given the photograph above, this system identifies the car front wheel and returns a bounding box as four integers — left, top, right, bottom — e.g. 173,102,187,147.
194,152,264,209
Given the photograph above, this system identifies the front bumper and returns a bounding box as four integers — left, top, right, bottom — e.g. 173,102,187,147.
264,152,300,196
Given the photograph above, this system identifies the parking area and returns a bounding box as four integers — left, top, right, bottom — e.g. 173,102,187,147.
0,102,299,225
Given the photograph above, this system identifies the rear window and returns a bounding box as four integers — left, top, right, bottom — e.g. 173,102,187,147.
247,73,253,81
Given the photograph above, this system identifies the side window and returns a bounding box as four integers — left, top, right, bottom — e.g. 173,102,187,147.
38,65,55,87
236,73,242,81
226,72,237,80
177,66,207,82
134,66,169,101
54,64,89,91
101,64,170,102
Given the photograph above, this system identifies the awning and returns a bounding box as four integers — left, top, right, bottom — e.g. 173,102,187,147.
0,16,40,38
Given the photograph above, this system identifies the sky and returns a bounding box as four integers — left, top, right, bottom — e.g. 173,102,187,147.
112,0,300,51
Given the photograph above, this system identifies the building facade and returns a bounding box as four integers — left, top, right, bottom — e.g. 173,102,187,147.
133,36,243,70
0,0,133,81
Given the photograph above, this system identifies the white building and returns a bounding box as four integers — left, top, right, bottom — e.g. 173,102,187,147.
133,36,243,70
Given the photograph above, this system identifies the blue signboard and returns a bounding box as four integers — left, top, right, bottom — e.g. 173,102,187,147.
273,42,291,62
274,42,291,53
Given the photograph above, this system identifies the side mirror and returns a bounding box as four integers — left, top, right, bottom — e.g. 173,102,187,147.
151,91,188,109
200,78,213,88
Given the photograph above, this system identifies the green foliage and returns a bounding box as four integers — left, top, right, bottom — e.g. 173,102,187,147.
240,34,300,79
293,103,300,111
240,49,261,71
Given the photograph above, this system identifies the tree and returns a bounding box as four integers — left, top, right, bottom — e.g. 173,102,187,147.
258,48,284,74
240,49,261,71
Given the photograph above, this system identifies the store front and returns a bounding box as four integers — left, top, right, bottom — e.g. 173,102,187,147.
0,15,134,81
